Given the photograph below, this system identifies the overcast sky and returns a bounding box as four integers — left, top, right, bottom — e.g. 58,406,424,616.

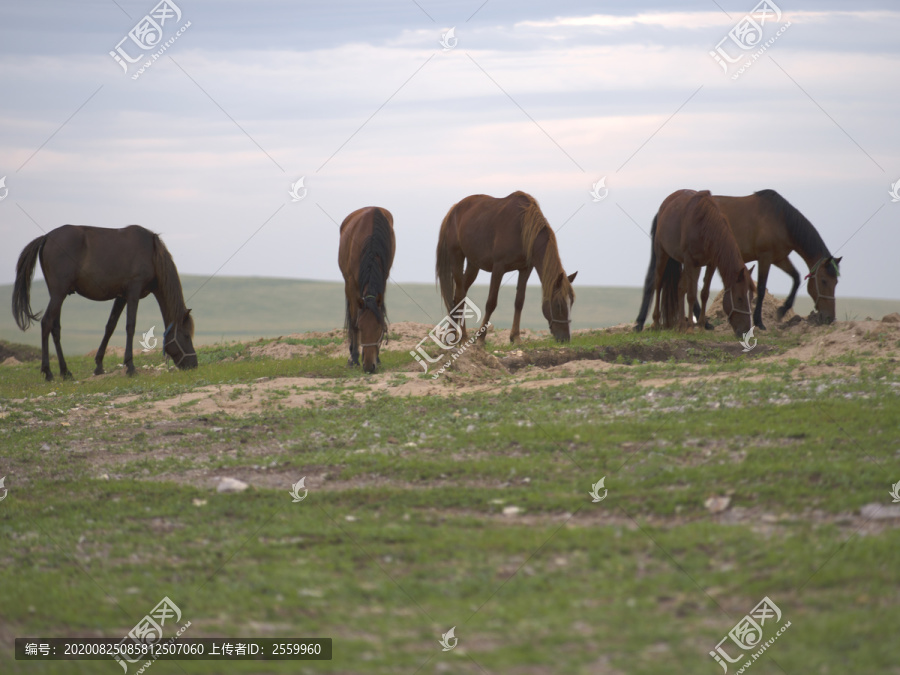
1,0,899,302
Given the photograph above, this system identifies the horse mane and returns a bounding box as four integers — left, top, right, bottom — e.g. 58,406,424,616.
356,208,392,327
691,191,750,289
519,193,573,303
754,189,836,276
152,233,194,337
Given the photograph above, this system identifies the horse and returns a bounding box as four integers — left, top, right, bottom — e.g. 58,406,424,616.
338,207,395,374
435,191,577,343
12,225,197,381
634,189,756,337
693,189,841,329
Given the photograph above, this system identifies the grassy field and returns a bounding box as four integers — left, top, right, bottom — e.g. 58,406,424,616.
2,275,897,356
1,315,898,674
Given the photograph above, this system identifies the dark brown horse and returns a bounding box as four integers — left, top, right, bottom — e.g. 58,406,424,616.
435,191,577,343
13,225,197,381
694,190,841,329
635,190,756,337
338,207,395,374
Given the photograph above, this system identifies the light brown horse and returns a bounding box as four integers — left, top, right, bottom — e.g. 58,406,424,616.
435,191,577,343
634,190,756,337
694,190,841,329
338,207,395,373
13,225,197,381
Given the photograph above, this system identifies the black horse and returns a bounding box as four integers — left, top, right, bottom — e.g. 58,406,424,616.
13,225,198,381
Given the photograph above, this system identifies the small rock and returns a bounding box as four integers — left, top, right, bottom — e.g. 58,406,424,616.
502,506,522,516
216,477,249,493
466,424,475,433
860,503,900,519
345,515,357,522
99,474,109,481
192,498,207,507
704,495,731,514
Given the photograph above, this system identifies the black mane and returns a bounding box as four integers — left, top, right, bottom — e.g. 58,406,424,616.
357,208,392,326
754,189,837,276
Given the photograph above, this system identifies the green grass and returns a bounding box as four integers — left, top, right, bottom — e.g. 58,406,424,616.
1,327,898,673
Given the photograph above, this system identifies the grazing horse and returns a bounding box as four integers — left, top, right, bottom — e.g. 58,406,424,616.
12,225,197,381
338,207,395,374
693,190,841,329
634,190,756,337
435,191,577,343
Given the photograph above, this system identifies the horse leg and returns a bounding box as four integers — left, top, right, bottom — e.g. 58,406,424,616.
478,269,503,342
348,310,360,367
95,297,126,375
123,292,140,376
40,295,65,381
509,268,532,343
699,265,715,330
651,250,669,330
457,262,479,340
754,259,771,330
683,264,700,334
774,258,800,320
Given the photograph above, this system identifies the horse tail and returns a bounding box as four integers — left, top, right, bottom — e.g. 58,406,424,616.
659,257,681,329
12,234,47,331
634,214,658,331
435,204,458,313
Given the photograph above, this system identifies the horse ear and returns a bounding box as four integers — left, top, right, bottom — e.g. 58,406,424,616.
834,256,842,264
747,264,755,276
567,271,578,283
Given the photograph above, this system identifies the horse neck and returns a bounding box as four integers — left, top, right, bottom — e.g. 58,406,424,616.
153,249,188,328
715,235,747,289
531,233,561,300
153,288,186,328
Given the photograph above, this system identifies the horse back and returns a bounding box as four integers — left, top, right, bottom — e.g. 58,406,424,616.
42,224,157,301
453,192,533,271
714,194,789,262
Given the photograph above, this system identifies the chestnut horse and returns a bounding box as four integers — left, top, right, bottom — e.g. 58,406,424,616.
13,225,197,381
435,191,577,343
634,190,756,337
693,190,841,329
338,207,395,373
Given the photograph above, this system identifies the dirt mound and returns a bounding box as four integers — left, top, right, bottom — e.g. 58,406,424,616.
247,339,314,360
86,346,125,358
0,340,41,362
707,290,796,331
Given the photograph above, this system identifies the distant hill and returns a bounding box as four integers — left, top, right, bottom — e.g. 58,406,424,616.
1,275,896,355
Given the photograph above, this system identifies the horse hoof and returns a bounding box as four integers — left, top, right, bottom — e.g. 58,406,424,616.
43,372,53,382
776,307,788,320
755,322,767,331
633,324,643,333
94,367,104,376
704,322,713,330
62,371,74,381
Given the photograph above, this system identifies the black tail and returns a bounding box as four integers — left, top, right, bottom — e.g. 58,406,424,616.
12,235,46,331
634,214,659,331
658,257,681,329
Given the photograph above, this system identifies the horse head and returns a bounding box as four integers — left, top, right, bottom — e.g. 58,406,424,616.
164,309,198,369
357,294,385,374
807,256,840,323
543,271,577,342
724,265,755,337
